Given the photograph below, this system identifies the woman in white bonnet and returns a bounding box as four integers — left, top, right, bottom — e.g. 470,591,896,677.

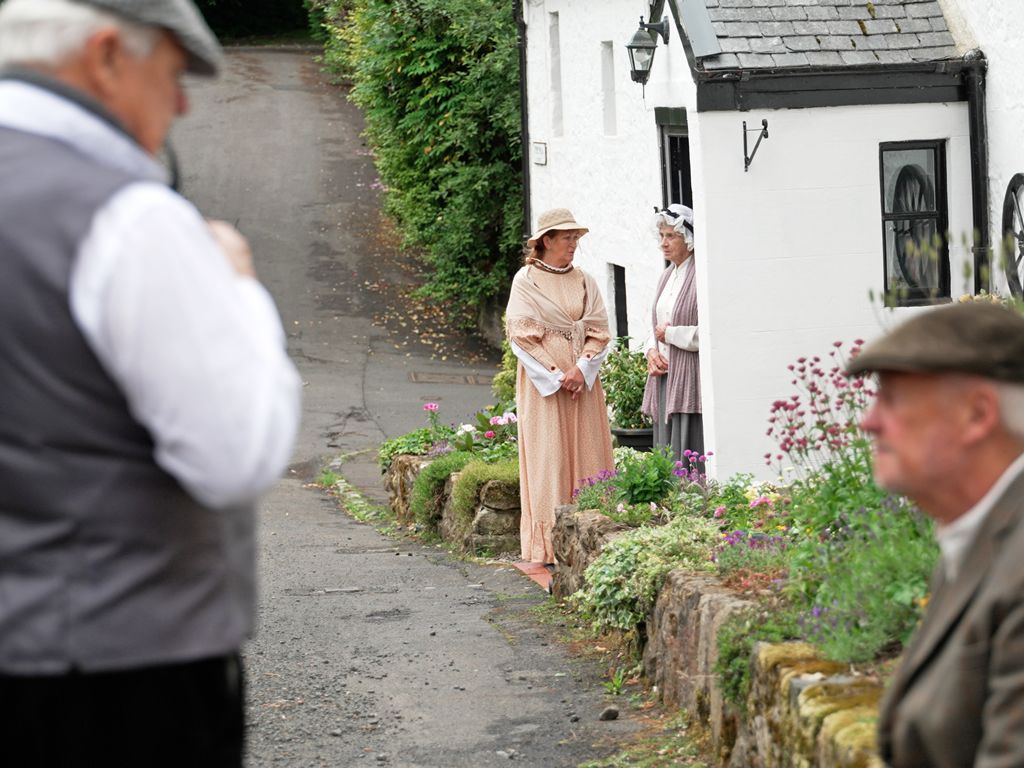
642,204,704,463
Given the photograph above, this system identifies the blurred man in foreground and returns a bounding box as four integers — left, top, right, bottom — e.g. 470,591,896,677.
0,0,301,764
847,302,1024,768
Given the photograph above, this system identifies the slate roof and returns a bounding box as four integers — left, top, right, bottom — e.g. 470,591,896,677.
699,0,960,71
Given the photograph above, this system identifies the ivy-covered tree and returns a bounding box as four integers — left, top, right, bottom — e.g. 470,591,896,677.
340,0,523,319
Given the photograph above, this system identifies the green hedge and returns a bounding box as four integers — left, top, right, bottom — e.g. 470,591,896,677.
339,0,523,319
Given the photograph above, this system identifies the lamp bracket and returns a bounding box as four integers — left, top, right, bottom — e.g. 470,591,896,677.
743,119,769,172
641,16,670,44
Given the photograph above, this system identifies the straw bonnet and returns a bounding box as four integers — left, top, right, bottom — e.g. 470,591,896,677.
70,0,223,76
527,208,589,248
845,302,1024,383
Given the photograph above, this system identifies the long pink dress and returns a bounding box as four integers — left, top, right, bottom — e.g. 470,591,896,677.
510,267,614,563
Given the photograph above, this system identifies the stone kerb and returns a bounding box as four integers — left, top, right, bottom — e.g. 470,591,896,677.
551,506,887,767
384,454,521,556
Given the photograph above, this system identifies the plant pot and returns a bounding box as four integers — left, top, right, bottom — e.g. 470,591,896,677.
610,427,654,452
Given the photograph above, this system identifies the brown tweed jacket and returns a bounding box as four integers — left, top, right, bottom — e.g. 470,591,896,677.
878,469,1024,768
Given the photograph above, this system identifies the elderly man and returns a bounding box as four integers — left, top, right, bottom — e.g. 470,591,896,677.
846,302,1024,768
0,0,301,765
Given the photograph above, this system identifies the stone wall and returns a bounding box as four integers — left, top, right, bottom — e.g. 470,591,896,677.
439,476,521,556
554,507,887,768
384,454,433,526
384,455,521,556
550,504,628,598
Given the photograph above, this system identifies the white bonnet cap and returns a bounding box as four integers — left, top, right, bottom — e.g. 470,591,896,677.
653,204,694,248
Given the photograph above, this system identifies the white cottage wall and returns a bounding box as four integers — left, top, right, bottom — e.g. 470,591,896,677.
940,0,1024,294
696,102,972,479
523,0,699,343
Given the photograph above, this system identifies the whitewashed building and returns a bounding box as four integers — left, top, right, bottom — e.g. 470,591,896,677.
519,0,1024,479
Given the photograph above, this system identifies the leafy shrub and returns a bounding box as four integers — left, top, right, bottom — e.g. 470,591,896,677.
572,515,718,634
616,447,677,505
491,330,517,408
378,427,436,472
409,451,473,529
796,498,936,662
602,338,652,430
340,0,523,317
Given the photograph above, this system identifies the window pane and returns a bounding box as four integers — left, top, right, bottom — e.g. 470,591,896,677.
885,218,941,296
882,148,937,215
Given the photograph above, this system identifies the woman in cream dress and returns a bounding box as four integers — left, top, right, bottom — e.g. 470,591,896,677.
505,208,615,564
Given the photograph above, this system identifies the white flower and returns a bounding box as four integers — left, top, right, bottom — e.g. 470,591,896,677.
458,423,475,434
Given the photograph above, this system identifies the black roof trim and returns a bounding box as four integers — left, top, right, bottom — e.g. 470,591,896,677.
696,61,968,112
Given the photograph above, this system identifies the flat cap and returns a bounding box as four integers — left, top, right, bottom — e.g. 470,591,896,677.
73,0,223,76
846,302,1024,383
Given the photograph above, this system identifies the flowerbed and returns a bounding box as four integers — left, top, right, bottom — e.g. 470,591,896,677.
562,341,938,711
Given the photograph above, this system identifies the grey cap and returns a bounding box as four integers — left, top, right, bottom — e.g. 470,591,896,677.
846,302,1024,383
74,0,223,76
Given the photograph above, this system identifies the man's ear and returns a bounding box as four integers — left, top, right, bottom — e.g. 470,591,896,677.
78,27,125,100
960,381,1002,447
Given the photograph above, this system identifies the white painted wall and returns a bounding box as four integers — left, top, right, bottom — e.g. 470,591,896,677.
939,0,1024,294
523,0,975,481
695,103,972,478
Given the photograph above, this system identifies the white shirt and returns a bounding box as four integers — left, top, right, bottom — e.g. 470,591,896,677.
644,258,699,357
936,451,1024,582
0,80,302,509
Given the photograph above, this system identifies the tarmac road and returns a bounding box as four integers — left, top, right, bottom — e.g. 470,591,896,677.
171,49,639,766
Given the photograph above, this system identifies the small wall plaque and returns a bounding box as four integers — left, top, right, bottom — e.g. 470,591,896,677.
532,141,548,166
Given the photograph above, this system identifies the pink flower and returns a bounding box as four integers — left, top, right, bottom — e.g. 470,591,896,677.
423,403,439,412
714,506,726,518
489,416,502,426
484,430,496,439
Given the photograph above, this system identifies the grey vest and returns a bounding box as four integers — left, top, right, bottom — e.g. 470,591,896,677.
0,125,255,674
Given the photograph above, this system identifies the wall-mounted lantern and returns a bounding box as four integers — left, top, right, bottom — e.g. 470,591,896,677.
626,16,670,87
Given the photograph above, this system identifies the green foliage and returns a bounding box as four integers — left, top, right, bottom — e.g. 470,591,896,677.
449,457,518,534
794,497,937,662
572,515,718,634
715,605,801,712
409,451,473,529
449,407,518,462
378,426,436,472
602,338,652,430
339,0,523,316
491,329,518,408
616,447,677,505
316,468,341,488
603,667,627,696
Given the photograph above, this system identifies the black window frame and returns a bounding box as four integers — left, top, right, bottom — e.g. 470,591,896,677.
878,139,950,306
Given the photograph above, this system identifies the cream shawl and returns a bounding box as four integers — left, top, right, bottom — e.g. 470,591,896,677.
505,265,609,359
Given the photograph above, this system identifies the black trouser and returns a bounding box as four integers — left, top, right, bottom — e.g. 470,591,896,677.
0,654,245,768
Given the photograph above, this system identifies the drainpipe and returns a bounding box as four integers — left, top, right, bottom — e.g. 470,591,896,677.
515,0,531,238
963,49,990,294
